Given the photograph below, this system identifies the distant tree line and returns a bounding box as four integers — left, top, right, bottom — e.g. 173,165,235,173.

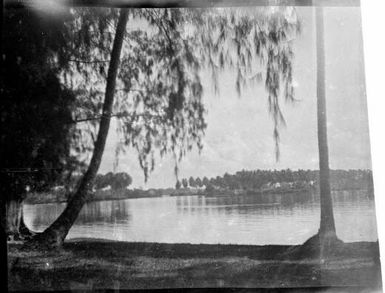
94,172,133,190
4,4,301,248
63,172,132,192
176,169,373,191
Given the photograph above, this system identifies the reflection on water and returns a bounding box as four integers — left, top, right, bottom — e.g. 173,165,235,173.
24,190,378,245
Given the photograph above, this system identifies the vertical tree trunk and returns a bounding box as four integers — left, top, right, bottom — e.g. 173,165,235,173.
29,9,129,248
315,6,337,238
283,5,341,258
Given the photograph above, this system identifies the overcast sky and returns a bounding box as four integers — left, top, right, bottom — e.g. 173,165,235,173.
99,6,371,189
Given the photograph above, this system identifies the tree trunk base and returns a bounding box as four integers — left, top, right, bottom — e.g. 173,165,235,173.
22,229,64,251
7,221,37,242
7,229,37,242
280,231,343,260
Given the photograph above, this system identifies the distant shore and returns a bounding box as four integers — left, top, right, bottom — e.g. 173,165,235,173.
24,186,372,205
8,239,381,290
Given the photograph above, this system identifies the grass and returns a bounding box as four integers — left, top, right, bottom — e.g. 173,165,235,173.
7,238,382,291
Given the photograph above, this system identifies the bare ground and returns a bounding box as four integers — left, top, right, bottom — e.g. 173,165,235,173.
7,238,382,291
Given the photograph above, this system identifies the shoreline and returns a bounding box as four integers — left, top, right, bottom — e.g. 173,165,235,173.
8,238,382,290
24,187,371,205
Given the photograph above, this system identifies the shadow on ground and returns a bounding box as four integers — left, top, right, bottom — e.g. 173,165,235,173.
7,239,382,291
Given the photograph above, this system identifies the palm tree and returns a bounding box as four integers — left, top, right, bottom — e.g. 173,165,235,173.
25,7,300,249
315,4,338,242
283,4,341,259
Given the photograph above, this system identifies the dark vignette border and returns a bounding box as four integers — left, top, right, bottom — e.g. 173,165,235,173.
4,0,360,9
2,0,368,292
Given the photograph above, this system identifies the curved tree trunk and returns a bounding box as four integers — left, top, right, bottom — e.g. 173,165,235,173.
29,9,129,249
315,6,337,239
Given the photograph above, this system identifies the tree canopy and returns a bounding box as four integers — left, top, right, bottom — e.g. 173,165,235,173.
7,6,301,247
59,7,300,183
1,7,79,202
94,172,133,190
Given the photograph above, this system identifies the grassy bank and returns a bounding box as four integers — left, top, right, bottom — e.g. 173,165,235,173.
8,239,382,291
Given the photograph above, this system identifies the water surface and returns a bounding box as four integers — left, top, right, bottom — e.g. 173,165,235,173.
24,190,378,245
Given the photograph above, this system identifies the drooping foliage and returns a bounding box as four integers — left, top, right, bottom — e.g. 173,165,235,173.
62,7,300,184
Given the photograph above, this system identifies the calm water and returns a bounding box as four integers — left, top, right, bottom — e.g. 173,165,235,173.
24,190,378,245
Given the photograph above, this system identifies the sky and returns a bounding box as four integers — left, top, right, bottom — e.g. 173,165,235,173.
99,6,371,189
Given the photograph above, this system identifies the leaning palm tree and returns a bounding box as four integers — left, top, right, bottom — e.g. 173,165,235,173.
29,9,130,248
26,7,300,249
